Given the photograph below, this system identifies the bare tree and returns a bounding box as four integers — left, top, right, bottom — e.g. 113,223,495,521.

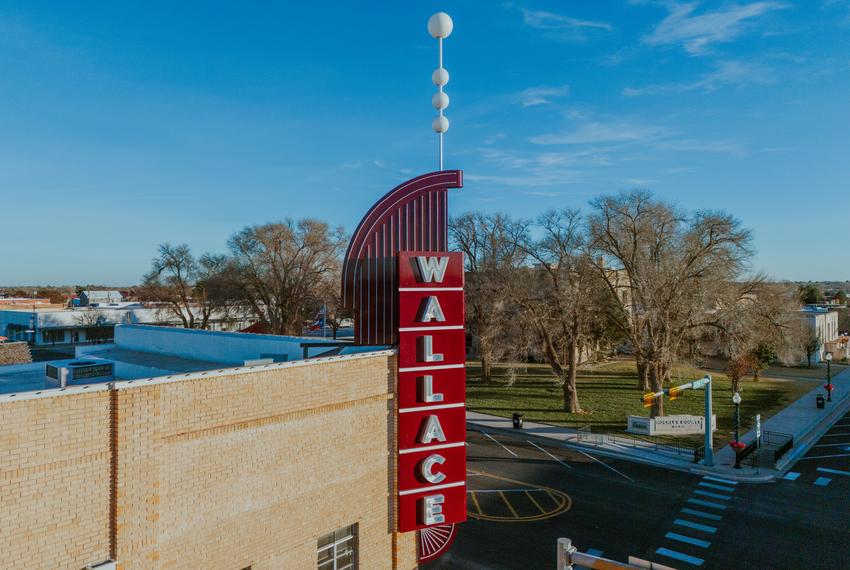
227,219,346,335
450,212,528,381
588,191,754,417
517,209,618,413
73,310,113,343
140,244,200,329
709,281,799,381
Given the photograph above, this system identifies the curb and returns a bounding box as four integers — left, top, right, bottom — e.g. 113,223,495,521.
467,421,698,475
774,387,850,473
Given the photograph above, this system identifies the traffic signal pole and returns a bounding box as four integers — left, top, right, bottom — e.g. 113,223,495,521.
703,375,713,467
643,375,713,467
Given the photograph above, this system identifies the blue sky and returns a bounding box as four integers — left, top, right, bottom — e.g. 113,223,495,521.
1,1,848,285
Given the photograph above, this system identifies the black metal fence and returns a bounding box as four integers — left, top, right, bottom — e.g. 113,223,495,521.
763,430,794,463
576,425,696,459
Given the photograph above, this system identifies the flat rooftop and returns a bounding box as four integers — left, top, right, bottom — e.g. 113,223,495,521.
0,324,384,397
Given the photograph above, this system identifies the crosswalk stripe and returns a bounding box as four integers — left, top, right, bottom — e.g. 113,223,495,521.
687,498,727,510
681,508,722,521
656,547,704,566
702,475,737,485
817,467,850,476
694,489,732,501
814,477,832,487
783,471,801,481
674,518,717,533
665,532,711,548
698,481,735,492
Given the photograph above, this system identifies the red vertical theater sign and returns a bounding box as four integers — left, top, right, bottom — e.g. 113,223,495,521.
397,251,466,532
341,170,465,562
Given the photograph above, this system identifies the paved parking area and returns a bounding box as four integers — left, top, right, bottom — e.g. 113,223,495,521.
427,420,850,569
425,429,698,569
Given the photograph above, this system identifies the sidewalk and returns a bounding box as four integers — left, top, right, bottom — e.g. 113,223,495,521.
466,366,850,482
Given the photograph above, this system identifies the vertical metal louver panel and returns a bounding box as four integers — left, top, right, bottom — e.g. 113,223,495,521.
341,170,463,345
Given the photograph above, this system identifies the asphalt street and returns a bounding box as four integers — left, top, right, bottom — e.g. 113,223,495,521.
425,418,850,569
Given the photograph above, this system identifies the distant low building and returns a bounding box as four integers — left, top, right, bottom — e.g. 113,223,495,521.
79,290,123,306
825,336,850,362
800,306,840,362
0,297,53,307
0,306,257,346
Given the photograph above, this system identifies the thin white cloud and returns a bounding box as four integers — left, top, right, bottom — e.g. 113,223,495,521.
656,138,748,155
483,132,507,145
623,60,775,96
531,121,671,145
519,85,570,107
522,9,613,41
643,2,787,55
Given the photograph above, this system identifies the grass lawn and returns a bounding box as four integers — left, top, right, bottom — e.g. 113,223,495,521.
466,358,824,448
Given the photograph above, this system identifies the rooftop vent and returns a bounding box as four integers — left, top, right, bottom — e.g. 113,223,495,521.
46,360,114,388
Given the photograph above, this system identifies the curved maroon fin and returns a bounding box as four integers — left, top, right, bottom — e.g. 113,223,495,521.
341,170,463,345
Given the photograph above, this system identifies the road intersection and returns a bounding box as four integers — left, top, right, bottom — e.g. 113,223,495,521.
426,412,850,569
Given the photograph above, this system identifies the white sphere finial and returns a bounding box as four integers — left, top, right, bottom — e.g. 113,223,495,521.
432,92,449,111
432,115,450,133
432,68,449,86
428,12,453,39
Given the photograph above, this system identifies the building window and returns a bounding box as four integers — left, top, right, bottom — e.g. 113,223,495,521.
43,329,65,344
317,524,357,570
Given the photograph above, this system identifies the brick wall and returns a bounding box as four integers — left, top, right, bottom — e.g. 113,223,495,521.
0,341,33,365
0,389,111,569
0,352,418,570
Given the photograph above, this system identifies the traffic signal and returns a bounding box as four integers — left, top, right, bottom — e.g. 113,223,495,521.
669,386,682,401
642,393,655,408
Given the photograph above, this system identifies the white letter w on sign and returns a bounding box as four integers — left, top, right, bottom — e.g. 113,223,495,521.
415,256,449,283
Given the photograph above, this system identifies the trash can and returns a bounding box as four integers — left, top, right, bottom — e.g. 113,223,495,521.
512,413,524,429
817,394,825,409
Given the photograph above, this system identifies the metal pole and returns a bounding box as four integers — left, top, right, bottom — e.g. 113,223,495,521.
827,358,832,402
557,537,572,570
734,402,740,444
438,36,444,171
703,375,714,467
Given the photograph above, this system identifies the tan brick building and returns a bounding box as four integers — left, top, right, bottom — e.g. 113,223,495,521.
0,326,417,569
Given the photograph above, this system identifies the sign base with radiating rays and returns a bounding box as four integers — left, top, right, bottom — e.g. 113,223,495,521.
419,523,458,562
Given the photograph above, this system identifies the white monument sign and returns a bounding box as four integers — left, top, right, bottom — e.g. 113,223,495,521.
627,414,717,436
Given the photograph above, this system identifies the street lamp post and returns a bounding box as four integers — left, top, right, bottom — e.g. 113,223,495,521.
826,352,833,402
732,391,742,444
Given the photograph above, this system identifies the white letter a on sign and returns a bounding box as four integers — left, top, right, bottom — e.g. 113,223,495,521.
419,415,447,443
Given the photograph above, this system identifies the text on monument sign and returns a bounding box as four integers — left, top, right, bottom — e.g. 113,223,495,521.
397,252,466,532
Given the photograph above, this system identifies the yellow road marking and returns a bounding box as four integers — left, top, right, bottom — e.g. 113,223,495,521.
466,469,572,523
470,491,483,515
525,490,546,514
498,491,520,518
